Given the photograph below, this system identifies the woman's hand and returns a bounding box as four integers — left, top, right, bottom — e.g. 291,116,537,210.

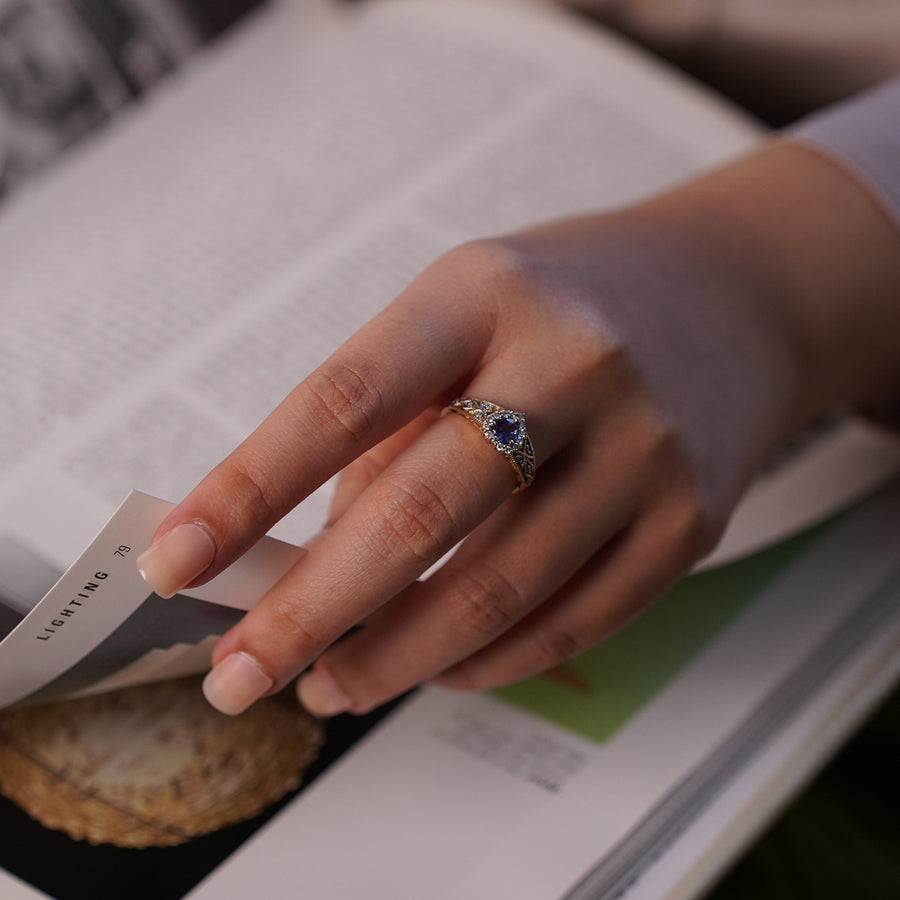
136,142,900,716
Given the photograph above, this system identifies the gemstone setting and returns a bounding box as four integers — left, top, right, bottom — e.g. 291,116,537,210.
443,397,536,491
483,410,526,453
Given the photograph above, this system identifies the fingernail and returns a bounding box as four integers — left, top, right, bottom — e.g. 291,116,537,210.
297,668,350,717
136,522,216,599
202,652,274,715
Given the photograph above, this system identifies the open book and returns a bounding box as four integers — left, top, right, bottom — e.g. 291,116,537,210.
0,1,898,898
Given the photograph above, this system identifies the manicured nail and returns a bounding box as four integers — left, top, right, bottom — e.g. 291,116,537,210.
136,522,216,599
202,652,273,715
296,668,351,717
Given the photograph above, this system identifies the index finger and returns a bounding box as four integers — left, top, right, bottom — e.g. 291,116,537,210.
136,259,494,599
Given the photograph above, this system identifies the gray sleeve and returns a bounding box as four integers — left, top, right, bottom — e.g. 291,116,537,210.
793,77,900,430
791,77,900,224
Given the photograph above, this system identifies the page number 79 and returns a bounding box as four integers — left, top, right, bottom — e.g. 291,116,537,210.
114,545,131,557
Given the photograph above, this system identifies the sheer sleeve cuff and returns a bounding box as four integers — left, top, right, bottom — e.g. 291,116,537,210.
791,77,900,231
790,78,900,431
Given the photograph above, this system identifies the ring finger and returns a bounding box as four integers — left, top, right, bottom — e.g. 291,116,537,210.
293,415,660,715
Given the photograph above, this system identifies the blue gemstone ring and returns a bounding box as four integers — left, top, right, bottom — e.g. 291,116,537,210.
442,398,536,491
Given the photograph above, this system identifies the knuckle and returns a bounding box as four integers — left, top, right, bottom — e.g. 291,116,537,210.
447,563,527,642
446,237,542,308
371,479,456,567
319,660,385,714
304,357,385,445
339,454,383,495
669,488,724,560
265,593,329,657
650,467,725,567
216,455,282,528
636,418,712,514
633,415,726,557
433,662,486,694
639,415,682,470
530,623,585,670
565,338,632,414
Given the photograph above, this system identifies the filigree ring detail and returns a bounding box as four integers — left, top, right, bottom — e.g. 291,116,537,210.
442,398,535,491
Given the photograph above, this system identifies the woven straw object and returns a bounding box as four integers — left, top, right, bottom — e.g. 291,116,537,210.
0,676,323,847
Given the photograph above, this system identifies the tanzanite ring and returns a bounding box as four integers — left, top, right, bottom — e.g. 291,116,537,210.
442,398,535,491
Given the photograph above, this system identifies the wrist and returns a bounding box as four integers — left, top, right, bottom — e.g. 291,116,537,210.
647,142,900,431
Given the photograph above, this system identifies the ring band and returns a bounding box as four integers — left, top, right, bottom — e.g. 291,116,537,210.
442,398,535,491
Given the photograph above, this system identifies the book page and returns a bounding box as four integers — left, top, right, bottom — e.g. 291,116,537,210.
0,491,304,709
0,0,894,578
0,2,897,899
0,0,244,201
0,0,755,556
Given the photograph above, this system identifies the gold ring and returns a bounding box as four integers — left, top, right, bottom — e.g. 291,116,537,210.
442,398,535,491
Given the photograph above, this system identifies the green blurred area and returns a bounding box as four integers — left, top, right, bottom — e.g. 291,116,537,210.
493,527,825,743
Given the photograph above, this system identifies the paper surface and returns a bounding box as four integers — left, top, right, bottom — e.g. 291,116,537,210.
185,483,900,900
0,491,303,710
0,1,897,899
